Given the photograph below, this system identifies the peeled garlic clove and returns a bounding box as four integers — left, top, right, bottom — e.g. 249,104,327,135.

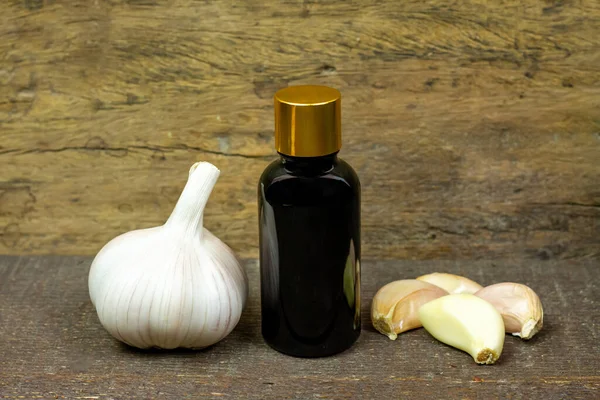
475,283,543,340
371,280,448,340
419,294,505,364
416,272,483,294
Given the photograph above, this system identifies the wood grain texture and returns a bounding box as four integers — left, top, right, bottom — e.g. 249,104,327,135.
1,1,599,259
0,256,598,399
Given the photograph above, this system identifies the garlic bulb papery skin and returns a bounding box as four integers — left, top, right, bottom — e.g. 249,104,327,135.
371,280,448,340
475,283,543,340
416,272,483,294
419,294,505,365
88,162,248,350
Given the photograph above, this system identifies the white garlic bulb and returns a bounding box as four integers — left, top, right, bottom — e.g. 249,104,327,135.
88,162,248,349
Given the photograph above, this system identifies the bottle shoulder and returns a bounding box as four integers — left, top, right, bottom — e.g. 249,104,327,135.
259,157,360,189
258,157,360,206
335,158,360,188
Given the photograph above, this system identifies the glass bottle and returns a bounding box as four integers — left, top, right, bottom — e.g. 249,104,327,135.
258,85,361,357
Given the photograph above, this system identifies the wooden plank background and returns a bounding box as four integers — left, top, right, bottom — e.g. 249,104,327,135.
1,0,599,259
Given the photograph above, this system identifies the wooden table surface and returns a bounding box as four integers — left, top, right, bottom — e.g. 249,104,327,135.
0,256,598,399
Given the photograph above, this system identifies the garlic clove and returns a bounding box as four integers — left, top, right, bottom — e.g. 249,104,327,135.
419,294,505,364
416,272,483,294
475,282,543,340
371,280,448,340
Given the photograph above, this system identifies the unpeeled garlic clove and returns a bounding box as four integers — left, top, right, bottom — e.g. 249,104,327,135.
475,282,543,340
416,272,483,294
419,294,505,364
371,280,448,340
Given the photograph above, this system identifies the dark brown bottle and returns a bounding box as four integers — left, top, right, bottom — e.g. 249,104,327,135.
258,85,361,357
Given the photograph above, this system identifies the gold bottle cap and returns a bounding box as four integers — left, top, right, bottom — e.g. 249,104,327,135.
274,85,341,157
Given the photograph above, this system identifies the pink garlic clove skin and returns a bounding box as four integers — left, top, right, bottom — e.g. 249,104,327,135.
475,282,543,340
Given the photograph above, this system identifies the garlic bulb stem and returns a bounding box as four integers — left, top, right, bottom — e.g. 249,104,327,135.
166,162,220,237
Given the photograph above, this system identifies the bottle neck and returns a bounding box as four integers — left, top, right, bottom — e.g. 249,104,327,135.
279,152,338,176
